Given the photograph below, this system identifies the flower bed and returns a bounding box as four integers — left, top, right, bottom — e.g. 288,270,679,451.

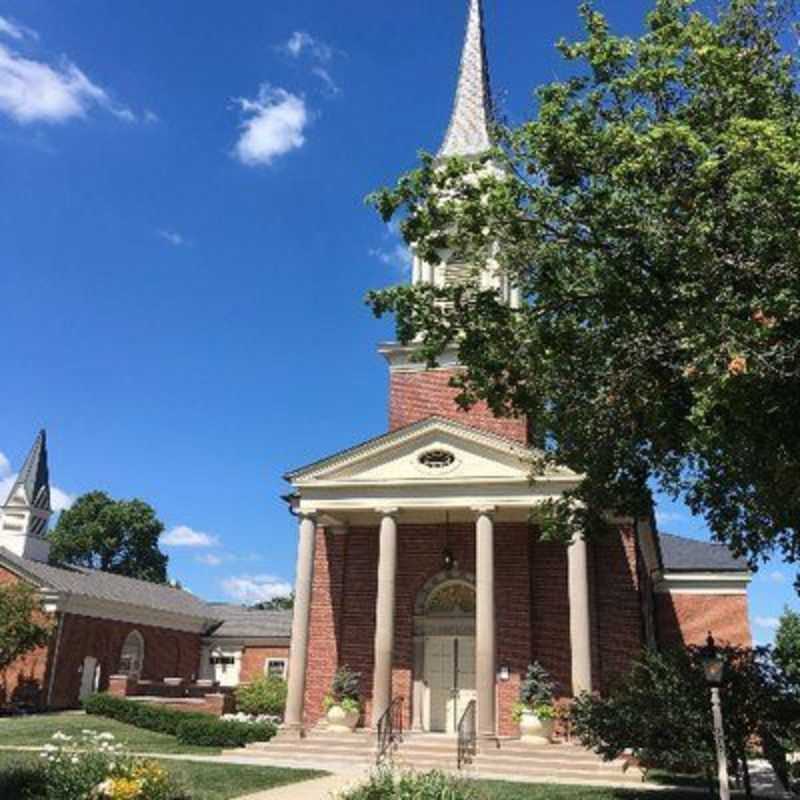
37,729,188,799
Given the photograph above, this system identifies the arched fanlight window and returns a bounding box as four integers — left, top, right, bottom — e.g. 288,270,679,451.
118,631,145,677
425,581,476,615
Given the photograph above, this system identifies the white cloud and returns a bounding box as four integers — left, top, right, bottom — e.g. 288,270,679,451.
162,525,220,548
0,42,135,125
312,66,340,96
283,31,333,63
768,570,786,584
50,486,75,513
371,222,413,273
233,86,308,167
655,510,686,526
143,109,159,124
222,574,293,605
0,451,11,478
196,553,224,567
754,616,780,630
0,16,36,41
158,229,186,247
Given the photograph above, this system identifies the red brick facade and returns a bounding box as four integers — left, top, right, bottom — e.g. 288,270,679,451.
0,566,53,709
655,593,752,650
239,645,290,684
48,613,202,709
303,522,646,736
389,368,528,444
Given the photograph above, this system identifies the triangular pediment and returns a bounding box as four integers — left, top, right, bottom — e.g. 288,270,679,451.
286,418,574,486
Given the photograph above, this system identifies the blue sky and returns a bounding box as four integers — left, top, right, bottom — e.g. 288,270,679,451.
0,0,794,642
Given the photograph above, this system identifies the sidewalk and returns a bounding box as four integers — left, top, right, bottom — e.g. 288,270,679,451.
237,768,368,800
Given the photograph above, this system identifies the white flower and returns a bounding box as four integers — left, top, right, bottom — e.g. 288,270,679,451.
97,732,115,740
71,755,80,764
42,744,58,752
52,732,71,741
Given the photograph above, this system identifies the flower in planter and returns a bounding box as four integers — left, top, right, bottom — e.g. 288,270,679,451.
322,666,362,712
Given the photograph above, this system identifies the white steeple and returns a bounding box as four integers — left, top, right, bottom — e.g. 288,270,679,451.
439,0,493,158
0,430,53,562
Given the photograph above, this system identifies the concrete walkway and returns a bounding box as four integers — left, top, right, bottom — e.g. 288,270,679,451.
237,769,368,800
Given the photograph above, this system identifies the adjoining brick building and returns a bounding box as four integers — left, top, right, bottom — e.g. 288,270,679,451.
0,432,289,711
279,0,752,740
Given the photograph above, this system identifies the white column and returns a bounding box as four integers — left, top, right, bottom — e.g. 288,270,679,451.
283,511,317,734
568,534,593,695
474,506,496,738
371,509,399,728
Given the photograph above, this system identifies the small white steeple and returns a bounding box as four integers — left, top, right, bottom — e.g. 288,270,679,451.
439,0,493,158
0,430,53,562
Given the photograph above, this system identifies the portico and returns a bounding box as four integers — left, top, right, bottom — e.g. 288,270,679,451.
282,417,592,737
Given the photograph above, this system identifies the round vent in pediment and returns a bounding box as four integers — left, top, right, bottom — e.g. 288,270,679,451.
418,449,456,471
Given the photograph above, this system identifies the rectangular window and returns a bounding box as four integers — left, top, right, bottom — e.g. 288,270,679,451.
210,656,235,666
265,659,287,679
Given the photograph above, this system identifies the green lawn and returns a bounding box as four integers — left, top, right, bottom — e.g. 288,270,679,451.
474,782,705,800
0,751,325,800
0,711,218,754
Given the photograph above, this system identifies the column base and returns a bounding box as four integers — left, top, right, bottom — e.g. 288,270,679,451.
276,723,307,740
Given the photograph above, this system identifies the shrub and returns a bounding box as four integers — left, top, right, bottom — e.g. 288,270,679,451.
83,694,212,736
37,729,188,800
235,676,287,717
175,717,276,748
337,768,479,799
571,645,800,792
512,662,556,722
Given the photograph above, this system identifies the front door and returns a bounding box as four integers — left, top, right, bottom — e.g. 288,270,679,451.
424,636,476,733
79,656,100,701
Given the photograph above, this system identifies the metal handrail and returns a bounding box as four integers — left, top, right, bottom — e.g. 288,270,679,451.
375,696,404,764
457,699,477,769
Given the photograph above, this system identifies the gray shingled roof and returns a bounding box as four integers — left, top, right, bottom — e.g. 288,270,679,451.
659,533,749,572
206,604,292,639
0,547,215,621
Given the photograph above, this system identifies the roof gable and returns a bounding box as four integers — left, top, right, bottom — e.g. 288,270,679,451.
286,417,572,486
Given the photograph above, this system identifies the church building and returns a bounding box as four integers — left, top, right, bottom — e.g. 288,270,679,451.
280,0,752,741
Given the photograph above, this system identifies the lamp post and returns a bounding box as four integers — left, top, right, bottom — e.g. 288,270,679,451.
701,633,730,800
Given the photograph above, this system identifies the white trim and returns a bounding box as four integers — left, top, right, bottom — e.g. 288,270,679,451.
265,658,288,679
287,417,575,483
655,572,751,595
379,343,462,372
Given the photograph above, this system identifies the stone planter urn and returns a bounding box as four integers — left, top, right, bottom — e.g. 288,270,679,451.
519,708,554,745
326,704,359,733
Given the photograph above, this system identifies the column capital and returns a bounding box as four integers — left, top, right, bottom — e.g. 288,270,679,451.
375,507,400,519
297,509,318,523
472,505,497,518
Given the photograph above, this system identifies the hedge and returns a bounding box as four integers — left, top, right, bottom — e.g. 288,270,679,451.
175,717,277,748
83,693,213,736
83,693,277,748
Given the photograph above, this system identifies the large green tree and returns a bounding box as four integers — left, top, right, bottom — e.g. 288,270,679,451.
775,606,800,684
0,583,53,673
368,0,800,588
48,491,169,584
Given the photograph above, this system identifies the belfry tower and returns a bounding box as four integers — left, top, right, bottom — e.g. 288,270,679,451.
0,430,53,562
381,0,526,444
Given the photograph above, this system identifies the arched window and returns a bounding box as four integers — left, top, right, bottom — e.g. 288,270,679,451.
118,631,145,677
424,581,475,615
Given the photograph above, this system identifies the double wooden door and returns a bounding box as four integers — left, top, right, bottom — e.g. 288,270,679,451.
424,636,476,733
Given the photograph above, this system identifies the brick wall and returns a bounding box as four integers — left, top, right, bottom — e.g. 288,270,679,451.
239,645,290,684
592,525,644,693
50,613,203,709
389,369,528,444
0,565,53,709
655,593,752,649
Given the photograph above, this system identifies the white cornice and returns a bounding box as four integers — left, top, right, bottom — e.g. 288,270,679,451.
655,571,751,595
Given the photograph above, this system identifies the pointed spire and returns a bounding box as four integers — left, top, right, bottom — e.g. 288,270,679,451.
439,0,493,158
7,430,51,512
